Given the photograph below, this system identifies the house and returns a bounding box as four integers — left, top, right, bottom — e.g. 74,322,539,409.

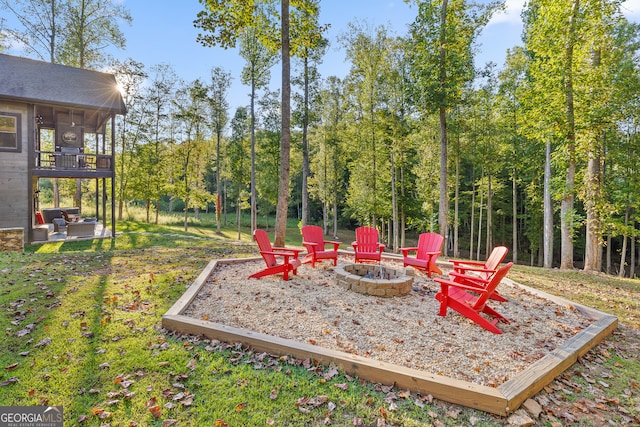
0,53,126,245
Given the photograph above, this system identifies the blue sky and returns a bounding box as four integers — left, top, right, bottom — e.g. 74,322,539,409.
108,0,525,111
5,0,640,113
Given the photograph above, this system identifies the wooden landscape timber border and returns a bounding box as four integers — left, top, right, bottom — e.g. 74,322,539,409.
162,254,618,416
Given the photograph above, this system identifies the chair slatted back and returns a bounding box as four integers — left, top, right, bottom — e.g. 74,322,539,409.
253,229,276,267
485,246,509,272
416,232,444,261
355,226,379,252
473,262,513,310
301,225,324,247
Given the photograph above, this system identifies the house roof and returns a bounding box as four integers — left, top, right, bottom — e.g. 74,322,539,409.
0,54,126,115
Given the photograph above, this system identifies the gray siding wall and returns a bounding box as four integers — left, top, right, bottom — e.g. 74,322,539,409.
0,101,29,235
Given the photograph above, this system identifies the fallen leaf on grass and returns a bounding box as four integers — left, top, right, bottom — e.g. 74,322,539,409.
323,367,339,380
34,337,51,347
163,419,177,426
334,383,348,390
0,377,18,386
379,407,388,419
4,363,18,370
148,405,162,418
16,324,35,337
235,403,246,412
213,420,229,427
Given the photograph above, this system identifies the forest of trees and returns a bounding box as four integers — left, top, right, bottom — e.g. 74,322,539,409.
3,0,640,277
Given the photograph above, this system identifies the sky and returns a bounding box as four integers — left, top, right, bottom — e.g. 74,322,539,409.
5,0,640,113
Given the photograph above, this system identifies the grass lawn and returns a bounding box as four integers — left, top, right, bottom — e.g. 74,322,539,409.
0,211,638,426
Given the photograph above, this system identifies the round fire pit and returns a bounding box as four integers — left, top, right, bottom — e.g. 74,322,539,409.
334,263,414,297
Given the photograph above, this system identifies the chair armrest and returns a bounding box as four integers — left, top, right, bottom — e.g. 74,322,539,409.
434,277,487,295
377,243,386,252
400,246,417,257
449,271,489,285
272,247,302,257
262,251,295,261
325,241,341,250
302,241,319,251
449,271,489,288
449,259,485,267
453,265,496,274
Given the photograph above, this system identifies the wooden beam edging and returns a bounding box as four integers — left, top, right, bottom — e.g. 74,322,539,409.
161,256,618,416
498,314,617,412
162,313,508,415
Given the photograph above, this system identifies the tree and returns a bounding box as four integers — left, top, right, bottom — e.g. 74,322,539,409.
171,79,212,231
58,0,132,69
309,76,348,237
227,107,252,240
291,0,328,227
341,22,395,228
208,67,232,234
140,64,178,223
238,27,277,233
111,58,147,221
0,0,64,62
497,47,529,265
407,0,503,256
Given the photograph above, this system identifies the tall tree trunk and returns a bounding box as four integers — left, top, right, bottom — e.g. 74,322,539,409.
485,174,492,256
332,199,338,239
250,78,257,234
236,189,241,240
301,55,310,227
476,172,484,260
544,139,553,268
619,207,630,277
183,199,189,232
584,46,604,273
274,0,291,247
216,132,222,234
631,220,636,279
454,140,460,258
606,234,612,274
560,0,579,270
469,169,476,260
438,0,449,256
391,152,398,252
512,166,518,265
584,148,603,272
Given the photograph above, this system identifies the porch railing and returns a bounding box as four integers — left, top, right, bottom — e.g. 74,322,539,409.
35,151,113,171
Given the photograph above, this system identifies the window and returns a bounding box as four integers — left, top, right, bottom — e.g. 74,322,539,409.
0,112,21,152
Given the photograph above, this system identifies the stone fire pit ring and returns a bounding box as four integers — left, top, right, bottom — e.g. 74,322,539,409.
334,263,414,297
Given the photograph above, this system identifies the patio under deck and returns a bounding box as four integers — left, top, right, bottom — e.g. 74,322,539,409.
32,222,112,244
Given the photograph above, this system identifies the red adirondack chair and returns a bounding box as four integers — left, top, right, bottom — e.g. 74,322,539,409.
448,246,509,302
400,232,444,277
249,229,302,281
352,226,385,263
434,262,513,334
301,225,340,267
